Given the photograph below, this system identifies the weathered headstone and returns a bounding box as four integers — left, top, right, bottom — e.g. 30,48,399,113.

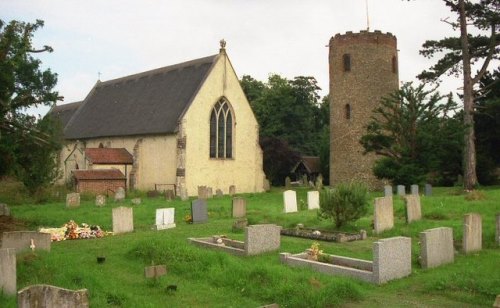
0,248,16,296
0,203,11,216
302,175,308,186
179,187,188,201
397,185,405,196
197,186,207,199
131,198,141,205
229,185,236,196
95,195,106,207
424,183,432,196
373,196,394,234
404,195,422,223
232,218,248,232
411,184,419,195
373,236,412,284
285,176,291,189
147,190,160,198
17,284,89,308
207,187,213,198
155,208,176,230
66,193,80,208
283,190,298,213
216,189,223,197
496,213,500,247
1,231,51,252
112,207,134,234
191,199,208,223
315,174,323,190
420,227,454,269
114,187,125,202
245,224,281,255
307,191,320,210
384,185,392,197
263,178,271,192
165,190,175,200
144,265,167,278
463,213,482,253
232,198,246,218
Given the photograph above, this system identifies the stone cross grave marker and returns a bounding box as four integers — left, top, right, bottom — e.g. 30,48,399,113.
397,185,405,196
307,191,320,210
283,190,297,213
114,187,125,202
66,193,80,208
404,195,422,223
384,185,392,197
373,196,394,234
420,227,454,269
232,198,246,218
155,208,176,230
95,195,106,207
17,284,89,308
144,265,167,279
112,207,134,234
191,199,208,223
463,213,482,253
0,248,16,296
229,185,236,196
424,184,432,196
411,184,419,195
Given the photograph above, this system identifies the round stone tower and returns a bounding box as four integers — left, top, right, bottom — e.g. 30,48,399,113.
329,30,399,189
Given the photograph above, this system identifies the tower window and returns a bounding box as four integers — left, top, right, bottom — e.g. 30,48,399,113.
343,54,351,72
210,98,233,159
345,104,351,120
392,56,398,74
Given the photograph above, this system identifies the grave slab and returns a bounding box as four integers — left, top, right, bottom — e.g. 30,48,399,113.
144,265,167,278
1,231,51,252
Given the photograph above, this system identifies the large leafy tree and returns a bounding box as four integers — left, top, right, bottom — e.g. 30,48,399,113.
0,19,61,191
360,82,464,186
417,0,500,190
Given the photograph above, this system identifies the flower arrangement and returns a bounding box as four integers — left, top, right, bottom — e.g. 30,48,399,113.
184,214,193,223
306,241,323,261
39,220,111,242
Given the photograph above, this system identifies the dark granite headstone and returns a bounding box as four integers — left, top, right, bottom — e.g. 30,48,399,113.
191,199,208,223
425,184,432,196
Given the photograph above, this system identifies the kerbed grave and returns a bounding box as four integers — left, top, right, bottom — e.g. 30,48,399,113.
280,227,367,243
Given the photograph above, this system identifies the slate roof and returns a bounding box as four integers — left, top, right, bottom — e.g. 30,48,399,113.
73,169,126,180
64,54,219,139
291,156,321,174
47,101,82,129
85,148,133,164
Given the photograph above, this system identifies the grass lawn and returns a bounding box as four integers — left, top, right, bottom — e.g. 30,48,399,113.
0,186,499,307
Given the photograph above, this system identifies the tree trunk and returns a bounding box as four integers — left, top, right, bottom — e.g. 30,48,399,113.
459,0,478,190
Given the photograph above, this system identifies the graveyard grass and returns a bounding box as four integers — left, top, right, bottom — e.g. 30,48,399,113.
1,187,500,307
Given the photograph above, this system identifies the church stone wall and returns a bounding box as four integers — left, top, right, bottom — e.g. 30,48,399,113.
329,30,399,189
183,53,265,196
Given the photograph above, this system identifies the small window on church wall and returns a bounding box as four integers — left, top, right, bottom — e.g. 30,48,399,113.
209,98,234,159
343,54,351,72
392,56,398,74
98,143,104,148
345,104,351,120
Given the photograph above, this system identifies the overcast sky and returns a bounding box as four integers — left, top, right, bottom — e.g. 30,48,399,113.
3,0,472,116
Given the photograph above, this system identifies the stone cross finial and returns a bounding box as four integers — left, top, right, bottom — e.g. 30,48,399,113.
30,239,35,252
220,39,226,53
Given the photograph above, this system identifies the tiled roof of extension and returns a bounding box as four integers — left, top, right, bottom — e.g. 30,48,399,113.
84,148,133,164
72,169,126,180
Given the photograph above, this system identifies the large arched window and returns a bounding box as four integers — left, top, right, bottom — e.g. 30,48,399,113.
210,98,233,158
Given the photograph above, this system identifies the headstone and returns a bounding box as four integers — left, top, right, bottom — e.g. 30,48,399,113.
0,248,16,295
155,208,176,230
179,187,188,201
66,193,80,208
302,175,308,186
165,190,175,200
216,189,223,197
207,187,213,198
384,185,392,197
307,191,320,210
411,184,419,195
263,178,271,192
17,284,89,308
112,207,134,234
144,265,167,278
373,196,394,234
463,213,482,253
131,198,141,205
95,195,106,207
114,187,125,202
496,213,500,247
0,203,11,216
229,185,236,196
420,227,454,269
198,186,207,199
494,295,500,308
424,183,432,196
147,190,160,198
285,177,291,189
1,231,51,252
315,174,323,190
404,195,422,223
191,199,208,223
232,198,246,218
232,218,248,232
397,185,405,196
283,190,298,213
373,236,412,284
245,224,281,255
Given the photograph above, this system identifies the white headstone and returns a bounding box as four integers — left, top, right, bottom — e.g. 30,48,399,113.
155,208,176,230
283,190,297,213
307,191,320,210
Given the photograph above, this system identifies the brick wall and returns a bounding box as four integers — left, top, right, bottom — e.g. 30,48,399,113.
76,179,126,194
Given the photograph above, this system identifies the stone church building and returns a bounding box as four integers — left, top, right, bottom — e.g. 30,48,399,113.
50,42,266,196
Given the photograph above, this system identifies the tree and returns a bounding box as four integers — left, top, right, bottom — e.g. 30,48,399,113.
0,19,61,191
360,82,464,186
259,136,300,186
417,0,500,190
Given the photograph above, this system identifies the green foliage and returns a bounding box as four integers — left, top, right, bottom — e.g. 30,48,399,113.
318,182,369,229
360,82,464,186
259,136,300,186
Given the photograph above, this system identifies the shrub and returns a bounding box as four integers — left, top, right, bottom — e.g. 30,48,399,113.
318,182,369,229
